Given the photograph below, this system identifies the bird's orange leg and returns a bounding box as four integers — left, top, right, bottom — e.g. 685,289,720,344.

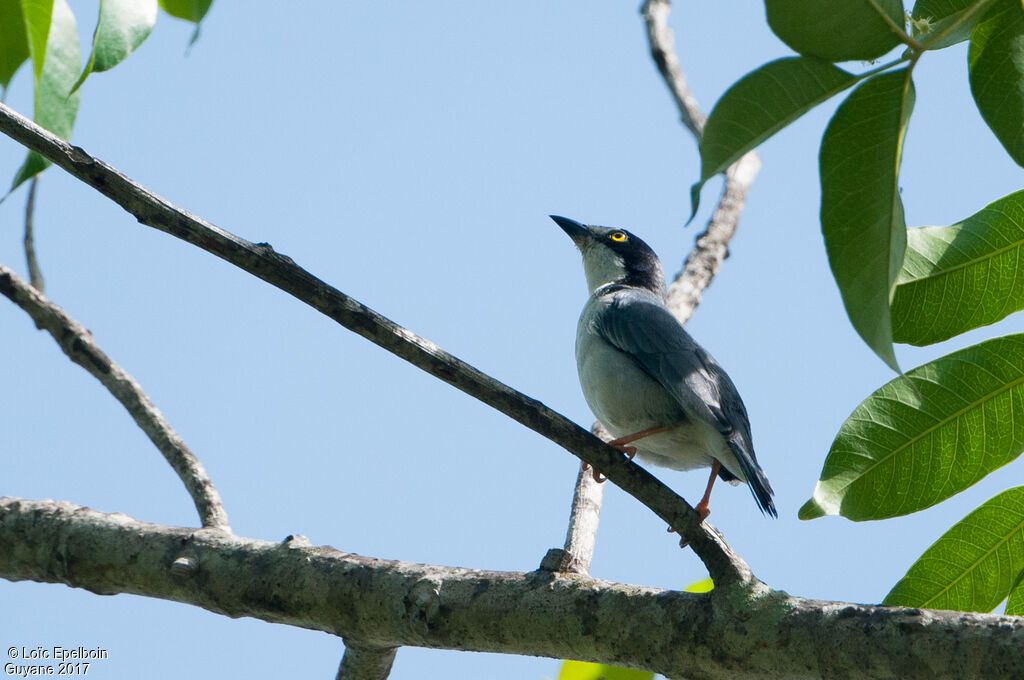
607,425,670,459
694,459,722,521
669,460,723,541
583,425,670,483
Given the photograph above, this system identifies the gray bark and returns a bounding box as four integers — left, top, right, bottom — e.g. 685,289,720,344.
337,642,398,680
1,498,1022,680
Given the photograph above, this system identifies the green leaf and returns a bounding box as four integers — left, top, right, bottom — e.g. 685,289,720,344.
0,0,29,90
911,0,994,49
158,0,211,23
9,0,79,192
892,189,1024,346
71,0,157,94
800,334,1024,521
692,57,858,215
557,660,653,680
884,487,1024,612
915,0,988,18
157,0,211,46
969,0,1024,167
21,0,54,80
819,68,914,372
764,0,905,62
1004,570,1024,615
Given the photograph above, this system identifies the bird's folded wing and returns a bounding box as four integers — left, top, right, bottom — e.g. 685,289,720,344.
594,293,776,516
594,294,744,438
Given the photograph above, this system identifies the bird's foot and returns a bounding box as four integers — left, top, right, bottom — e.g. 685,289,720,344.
581,461,606,483
582,438,639,483
668,501,712,547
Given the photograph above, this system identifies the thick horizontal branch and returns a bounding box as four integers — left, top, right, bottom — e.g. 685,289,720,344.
0,265,229,531
2,498,1022,680
0,101,749,585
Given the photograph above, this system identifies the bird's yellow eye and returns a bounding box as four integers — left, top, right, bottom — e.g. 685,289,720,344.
610,232,627,242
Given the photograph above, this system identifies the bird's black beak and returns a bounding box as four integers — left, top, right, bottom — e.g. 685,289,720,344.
550,215,590,248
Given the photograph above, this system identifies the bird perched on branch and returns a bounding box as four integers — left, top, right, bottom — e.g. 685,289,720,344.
552,215,776,519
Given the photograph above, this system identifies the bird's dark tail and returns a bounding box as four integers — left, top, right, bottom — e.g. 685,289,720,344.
727,436,777,518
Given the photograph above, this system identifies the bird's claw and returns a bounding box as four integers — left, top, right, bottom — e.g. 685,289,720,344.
669,503,711,548
581,461,607,483
580,436,639,484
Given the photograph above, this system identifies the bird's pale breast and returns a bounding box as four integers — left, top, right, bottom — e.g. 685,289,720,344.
574,297,744,478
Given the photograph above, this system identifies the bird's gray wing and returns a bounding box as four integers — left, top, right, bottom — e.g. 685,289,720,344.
594,292,776,516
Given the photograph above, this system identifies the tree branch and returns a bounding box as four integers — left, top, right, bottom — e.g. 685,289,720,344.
0,100,750,586
555,424,608,575
641,0,763,326
666,151,761,323
337,641,398,680
2,498,1022,680
641,0,705,139
0,265,230,531
24,177,44,292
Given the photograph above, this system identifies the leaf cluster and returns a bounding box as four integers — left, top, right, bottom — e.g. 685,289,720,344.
694,0,1024,615
0,0,211,194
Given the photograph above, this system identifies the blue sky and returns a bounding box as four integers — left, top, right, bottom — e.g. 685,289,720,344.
2,2,1023,678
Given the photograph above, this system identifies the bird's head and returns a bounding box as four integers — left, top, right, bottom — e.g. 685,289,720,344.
551,215,665,296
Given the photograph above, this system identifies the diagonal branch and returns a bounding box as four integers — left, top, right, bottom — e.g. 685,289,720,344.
641,0,762,323
640,0,763,336
666,151,761,323
0,101,749,586
3,498,1024,680
0,265,230,531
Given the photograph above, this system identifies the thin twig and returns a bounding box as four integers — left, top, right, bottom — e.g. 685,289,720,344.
642,0,705,139
336,641,398,680
0,265,231,531
666,151,761,322
0,100,749,586
642,0,763,388
24,176,44,292
558,423,609,575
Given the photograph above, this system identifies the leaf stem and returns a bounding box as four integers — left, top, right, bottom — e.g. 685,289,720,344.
868,0,922,50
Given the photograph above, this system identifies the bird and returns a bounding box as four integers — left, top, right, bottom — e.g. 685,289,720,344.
552,215,776,520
